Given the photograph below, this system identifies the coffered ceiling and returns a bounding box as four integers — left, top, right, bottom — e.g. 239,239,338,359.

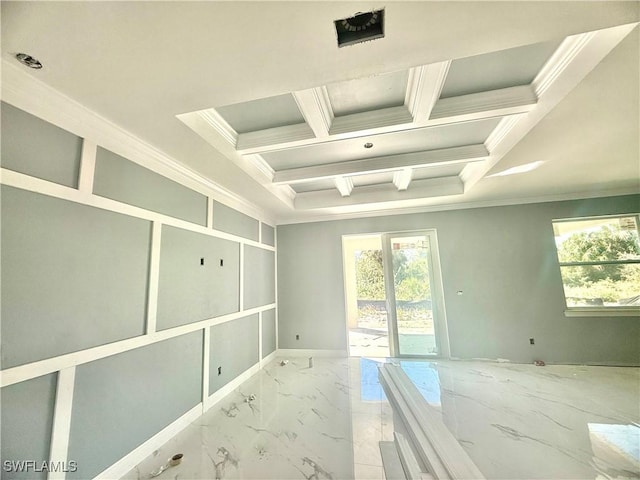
1,2,638,223
177,23,636,213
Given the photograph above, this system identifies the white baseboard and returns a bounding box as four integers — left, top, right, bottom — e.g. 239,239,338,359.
203,362,261,412
276,349,348,358
95,360,270,479
261,349,278,366
94,403,202,480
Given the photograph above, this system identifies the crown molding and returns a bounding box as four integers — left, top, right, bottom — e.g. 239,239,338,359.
463,22,639,192
198,108,238,147
280,188,640,225
1,59,275,224
236,122,315,151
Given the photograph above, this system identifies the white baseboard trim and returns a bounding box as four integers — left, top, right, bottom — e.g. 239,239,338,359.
261,349,278,367
203,362,261,412
94,403,202,480
95,360,268,479
276,349,348,358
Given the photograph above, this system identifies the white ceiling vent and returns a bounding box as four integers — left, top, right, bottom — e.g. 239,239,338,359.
335,10,385,47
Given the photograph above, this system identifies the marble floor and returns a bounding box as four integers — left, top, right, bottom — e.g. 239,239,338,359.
125,357,640,480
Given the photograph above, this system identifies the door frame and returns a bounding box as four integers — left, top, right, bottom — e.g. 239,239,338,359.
381,230,451,358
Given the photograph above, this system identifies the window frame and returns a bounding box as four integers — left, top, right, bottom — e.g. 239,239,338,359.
552,213,640,317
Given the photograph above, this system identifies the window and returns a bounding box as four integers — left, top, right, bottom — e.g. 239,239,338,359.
552,215,640,314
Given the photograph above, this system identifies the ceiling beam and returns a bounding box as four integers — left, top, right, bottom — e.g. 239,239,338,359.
272,144,488,185
329,105,413,136
292,87,333,138
393,169,413,191
334,177,354,197
295,176,464,210
429,85,537,122
405,61,451,121
235,87,534,155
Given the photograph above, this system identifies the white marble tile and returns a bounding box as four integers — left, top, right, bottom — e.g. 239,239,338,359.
422,361,640,480
124,357,639,480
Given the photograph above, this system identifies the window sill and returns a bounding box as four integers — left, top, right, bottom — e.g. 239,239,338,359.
564,307,640,317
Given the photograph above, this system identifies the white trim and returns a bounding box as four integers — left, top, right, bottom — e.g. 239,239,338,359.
243,154,276,181
329,106,413,136
239,244,245,312
77,139,97,194
1,168,275,252
202,327,211,409
277,188,640,226
379,364,485,479
145,222,162,335
237,123,315,151
464,24,638,192
198,108,238,147
258,311,264,366
295,176,464,210
262,349,278,366
292,88,333,138
94,403,202,480
47,367,76,480
533,32,597,98
483,115,524,154
429,85,537,121
1,59,274,225
272,144,488,185
0,303,276,388
392,169,413,192
334,177,354,197
175,111,295,211
405,61,451,121
276,349,348,357
564,308,640,317
206,197,214,229
203,362,261,412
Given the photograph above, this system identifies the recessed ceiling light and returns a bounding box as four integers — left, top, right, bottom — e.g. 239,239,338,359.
15,53,43,69
364,142,374,149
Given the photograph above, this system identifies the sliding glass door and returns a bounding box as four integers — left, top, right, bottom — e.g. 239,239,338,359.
382,231,447,357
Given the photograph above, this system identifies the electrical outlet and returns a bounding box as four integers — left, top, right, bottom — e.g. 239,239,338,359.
296,334,299,340
529,338,535,345
218,366,222,375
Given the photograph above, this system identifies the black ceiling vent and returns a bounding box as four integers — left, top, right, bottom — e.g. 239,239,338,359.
335,9,384,48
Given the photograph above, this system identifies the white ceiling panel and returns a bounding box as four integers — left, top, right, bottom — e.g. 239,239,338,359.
440,40,561,99
216,93,305,134
326,70,409,116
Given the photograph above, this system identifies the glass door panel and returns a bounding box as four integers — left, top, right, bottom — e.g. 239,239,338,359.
383,232,440,357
